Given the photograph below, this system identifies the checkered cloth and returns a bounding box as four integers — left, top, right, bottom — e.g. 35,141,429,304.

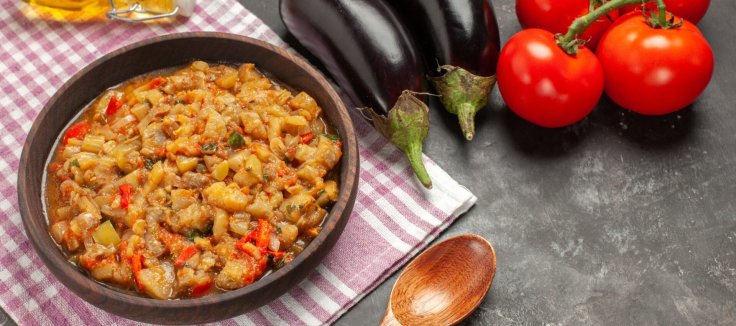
0,1,477,325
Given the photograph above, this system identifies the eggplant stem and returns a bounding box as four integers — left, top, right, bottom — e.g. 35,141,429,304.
430,65,495,141
457,103,476,141
366,91,432,189
405,141,432,189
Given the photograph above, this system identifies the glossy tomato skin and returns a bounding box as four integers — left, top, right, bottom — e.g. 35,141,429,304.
597,13,714,115
621,0,710,24
497,29,604,128
515,0,618,50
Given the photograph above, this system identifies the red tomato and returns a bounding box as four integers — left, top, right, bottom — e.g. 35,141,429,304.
621,0,710,24
497,29,604,128
515,0,618,50
596,13,714,115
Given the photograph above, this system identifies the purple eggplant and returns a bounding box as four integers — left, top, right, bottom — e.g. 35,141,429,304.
280,0,432,188
390,0,501,140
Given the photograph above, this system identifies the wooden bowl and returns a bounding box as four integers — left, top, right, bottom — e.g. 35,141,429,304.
17,32,359,324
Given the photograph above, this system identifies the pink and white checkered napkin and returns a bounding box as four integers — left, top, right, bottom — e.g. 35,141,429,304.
0,1,477,325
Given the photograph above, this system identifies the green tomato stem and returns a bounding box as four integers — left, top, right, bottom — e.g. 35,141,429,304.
656,0,667,27
558,0,667,55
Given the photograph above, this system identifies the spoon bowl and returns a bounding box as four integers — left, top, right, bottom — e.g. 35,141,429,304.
382,234,497,325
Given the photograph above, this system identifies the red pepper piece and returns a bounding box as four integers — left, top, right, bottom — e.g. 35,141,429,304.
49,162,63,172
132,251,143,288
268,250,284,259
236,227,258,253
174,246,198,267
62,122,89,145
258,256,268,274
255,219,272,252
236,219,274,256
284,177,297,186
148,77,165,89
190,280,212,297
105,96,123,116
300,132,314,144
119,184,133,209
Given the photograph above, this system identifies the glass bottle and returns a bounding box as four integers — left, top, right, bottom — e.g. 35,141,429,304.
22,0,194,22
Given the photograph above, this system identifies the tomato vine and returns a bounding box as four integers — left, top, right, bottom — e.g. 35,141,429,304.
557,0,672,55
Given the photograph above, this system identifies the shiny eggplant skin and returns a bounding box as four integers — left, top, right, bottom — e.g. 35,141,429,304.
279,0,424,115
390,0,501,76
280,0,433,188
390,0,501,140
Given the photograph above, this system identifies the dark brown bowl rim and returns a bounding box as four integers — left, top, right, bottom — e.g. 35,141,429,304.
17,32,358,309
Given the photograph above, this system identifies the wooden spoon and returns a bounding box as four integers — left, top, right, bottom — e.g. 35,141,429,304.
381,234,497,326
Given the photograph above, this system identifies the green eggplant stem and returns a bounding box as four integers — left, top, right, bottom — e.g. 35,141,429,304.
430,65,496,141
366,91,433,189
405,141,432,189
457,103,476,141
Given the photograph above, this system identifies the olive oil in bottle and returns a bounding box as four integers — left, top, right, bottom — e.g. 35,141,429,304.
22,0,192,22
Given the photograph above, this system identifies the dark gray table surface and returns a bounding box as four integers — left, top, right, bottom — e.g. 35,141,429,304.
240,1,736,325
3,0,735,325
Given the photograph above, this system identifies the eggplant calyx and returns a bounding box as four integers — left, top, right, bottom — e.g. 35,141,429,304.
366,91,432,189
430,65,496,141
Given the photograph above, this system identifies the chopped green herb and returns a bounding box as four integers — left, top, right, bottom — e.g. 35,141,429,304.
228,131,245,148
263,174,270,183
286,204,303,213
275,226,282,234
316,189,325,198
144,158,159,170
322,134,340,142
70,159,80,168
275,258,286,269
201,141,217,153
187,230,202,241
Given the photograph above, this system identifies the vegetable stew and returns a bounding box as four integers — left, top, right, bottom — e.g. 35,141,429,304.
44,61,342,299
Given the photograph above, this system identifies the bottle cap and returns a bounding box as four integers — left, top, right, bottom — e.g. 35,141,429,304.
107,0,196,22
